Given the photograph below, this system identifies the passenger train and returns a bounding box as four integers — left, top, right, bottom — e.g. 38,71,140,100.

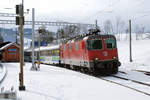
25,29,121,75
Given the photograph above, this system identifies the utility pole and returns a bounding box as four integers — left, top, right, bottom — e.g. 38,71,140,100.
129,20,133,62
16,29,18,44
31,8,36,70
38,28,41,68
16,0,25,91
95,20,98,28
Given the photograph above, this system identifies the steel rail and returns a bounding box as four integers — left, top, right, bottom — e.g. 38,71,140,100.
100,77,150,96
0,64,7,85
112,75,150,87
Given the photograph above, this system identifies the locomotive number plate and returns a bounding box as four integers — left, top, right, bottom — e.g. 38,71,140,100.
103,51,108,56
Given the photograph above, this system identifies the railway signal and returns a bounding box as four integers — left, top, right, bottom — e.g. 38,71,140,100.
16,3,25,91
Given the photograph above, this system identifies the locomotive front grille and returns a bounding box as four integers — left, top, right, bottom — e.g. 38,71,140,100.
96,62,113,68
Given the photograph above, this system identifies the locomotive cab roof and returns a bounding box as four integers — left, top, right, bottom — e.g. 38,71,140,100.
63,29,116,44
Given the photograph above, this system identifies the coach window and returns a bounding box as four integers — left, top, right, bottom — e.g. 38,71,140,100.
45,51,47,56
49,50,51,56
56,50,59,56
106,38,116,49
53,50,55,56
87,40,102,50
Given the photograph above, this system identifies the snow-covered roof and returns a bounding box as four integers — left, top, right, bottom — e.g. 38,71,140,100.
0,42,19,51
35,45,59,51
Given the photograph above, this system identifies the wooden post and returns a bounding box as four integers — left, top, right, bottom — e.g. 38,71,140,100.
19,3,25,91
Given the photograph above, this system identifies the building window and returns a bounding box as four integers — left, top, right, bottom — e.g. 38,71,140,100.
8,48,17,52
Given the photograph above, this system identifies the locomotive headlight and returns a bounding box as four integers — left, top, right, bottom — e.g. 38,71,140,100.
95,58,99,61
113,56,117,60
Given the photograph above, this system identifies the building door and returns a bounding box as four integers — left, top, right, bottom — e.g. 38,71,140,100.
8,52,16,61
8,48,17,61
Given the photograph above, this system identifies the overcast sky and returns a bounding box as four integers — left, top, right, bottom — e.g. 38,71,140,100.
0,0,150,29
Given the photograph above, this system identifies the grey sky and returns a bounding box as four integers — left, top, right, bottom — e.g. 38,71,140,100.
0,0,150,29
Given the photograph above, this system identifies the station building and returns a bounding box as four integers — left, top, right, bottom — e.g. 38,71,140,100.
0,42,20,62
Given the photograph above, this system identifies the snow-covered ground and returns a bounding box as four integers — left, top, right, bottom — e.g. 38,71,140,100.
117,34,150,71
0,33,150,100
1,63,150,100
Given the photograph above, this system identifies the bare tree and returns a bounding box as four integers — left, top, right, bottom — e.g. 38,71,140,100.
57,25,81,40
124,28,129,41
0,33,4,43
37,27,54,44
141,27,145,39
103,20,113,34
135,25,144,40
56,28,65,43
80,25,88,35
116,17,125,41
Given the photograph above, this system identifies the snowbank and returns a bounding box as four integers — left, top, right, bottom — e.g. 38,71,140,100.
117,34,150,71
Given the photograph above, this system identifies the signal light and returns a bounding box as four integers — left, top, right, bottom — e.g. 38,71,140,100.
38,29,43,33
16,16,19,25
16,16,24,25
16,5,20,15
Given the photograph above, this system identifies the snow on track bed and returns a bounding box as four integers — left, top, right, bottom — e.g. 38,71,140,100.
101,71,150,96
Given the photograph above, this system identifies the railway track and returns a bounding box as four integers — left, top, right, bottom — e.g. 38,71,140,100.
112,75,150,86
50,64,150,96
100,73,150,96
72,68,150,96
0,64,7,84
132,70,150,76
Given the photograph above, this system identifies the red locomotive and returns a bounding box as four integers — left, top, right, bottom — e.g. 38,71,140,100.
60,29,121,75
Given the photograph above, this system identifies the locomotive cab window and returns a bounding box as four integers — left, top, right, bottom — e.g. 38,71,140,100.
87,40,102,50
106,38,116,49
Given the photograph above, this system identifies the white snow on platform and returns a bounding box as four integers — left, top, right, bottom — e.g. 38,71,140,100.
1,63,150,100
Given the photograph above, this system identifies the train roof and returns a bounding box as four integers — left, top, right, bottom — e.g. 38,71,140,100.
26,45,59,52
63,33,116,44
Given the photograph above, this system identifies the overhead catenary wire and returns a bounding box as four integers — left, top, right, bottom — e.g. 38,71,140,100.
92,0,121,16
135,0,146,7
80,0,148,23
79,0,121,22
132,13,150,21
